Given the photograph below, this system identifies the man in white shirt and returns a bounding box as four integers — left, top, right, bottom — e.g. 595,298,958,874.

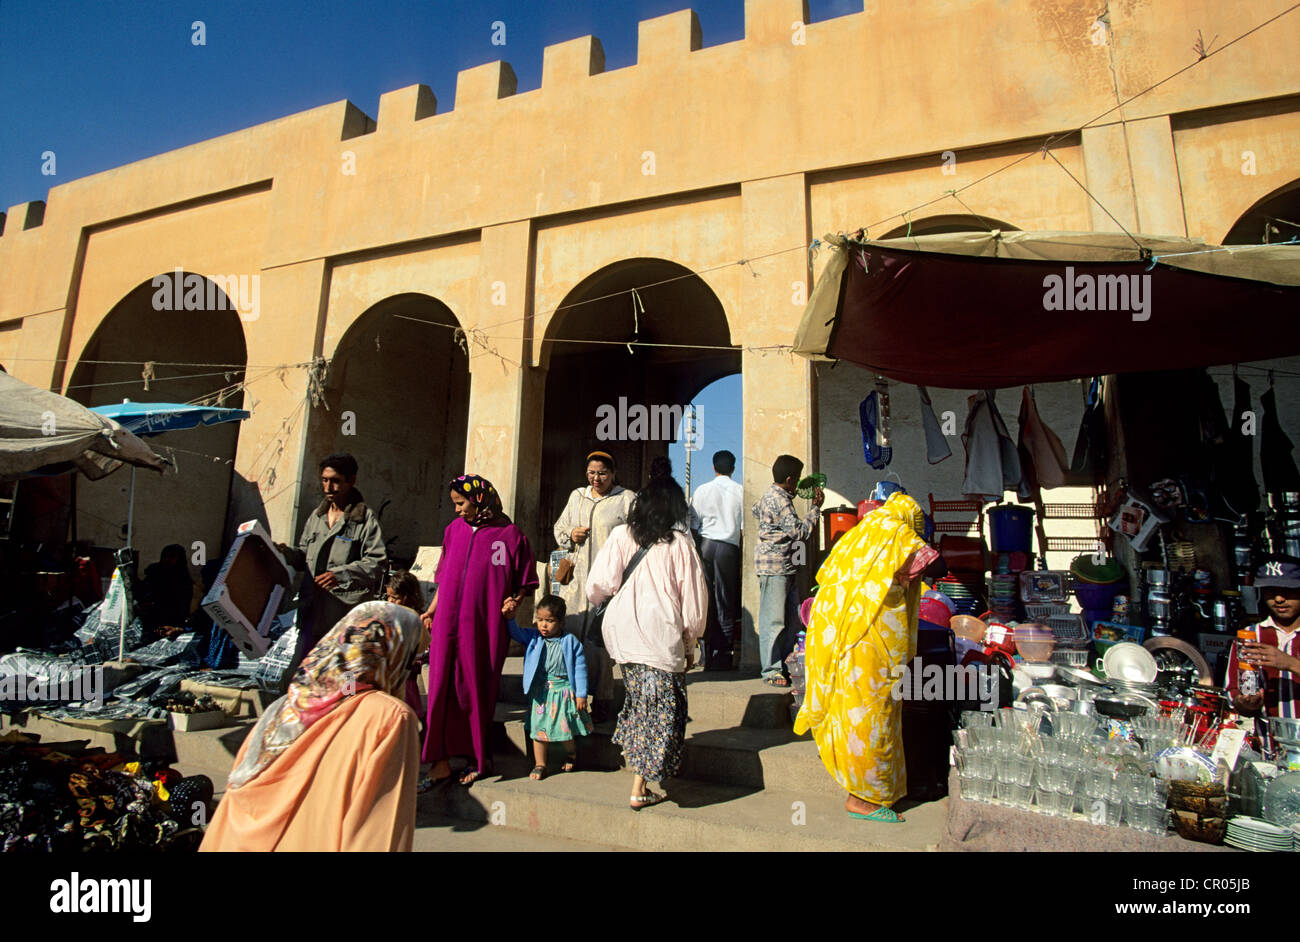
691,450,744,670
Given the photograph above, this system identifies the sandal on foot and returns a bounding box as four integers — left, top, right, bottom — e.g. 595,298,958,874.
458,766,483,786
560,756,577,773
529,765,546,781
763,676,791,688
629,790,666,811
848,806,904,823
416,773,451,794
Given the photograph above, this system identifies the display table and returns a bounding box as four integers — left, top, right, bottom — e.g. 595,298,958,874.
940,769,1238,852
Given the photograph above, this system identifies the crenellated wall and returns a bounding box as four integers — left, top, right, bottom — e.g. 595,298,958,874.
1,0,1298,666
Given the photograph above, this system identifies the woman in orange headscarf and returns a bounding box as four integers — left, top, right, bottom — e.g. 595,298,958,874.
200,601,423,852
794,493,938,822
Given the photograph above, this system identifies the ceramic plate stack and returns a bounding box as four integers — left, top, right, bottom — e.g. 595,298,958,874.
1107,678,1161,698
1225,816,1293,852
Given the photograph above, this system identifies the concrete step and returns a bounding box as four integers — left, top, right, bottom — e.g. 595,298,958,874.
1,710,253,793
493,701,840,795
499,657,793,730
418,751,947,852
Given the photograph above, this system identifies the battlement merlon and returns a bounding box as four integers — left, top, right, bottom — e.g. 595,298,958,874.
455,61,519,110
542,35,606,87
638,9,703,66
745,0,810,44
1,202,45,235
378,84,438,130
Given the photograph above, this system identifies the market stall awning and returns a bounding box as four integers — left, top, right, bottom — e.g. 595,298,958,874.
88,401,250,437
794,231,1300,389
0,373,169,481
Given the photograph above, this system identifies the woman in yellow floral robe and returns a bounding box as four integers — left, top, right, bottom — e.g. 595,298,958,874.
794,493,937,822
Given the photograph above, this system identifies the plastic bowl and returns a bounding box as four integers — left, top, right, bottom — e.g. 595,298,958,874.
950,615,988,643
1017,638,1057,662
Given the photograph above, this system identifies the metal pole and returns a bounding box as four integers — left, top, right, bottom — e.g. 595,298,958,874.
126,465,136,549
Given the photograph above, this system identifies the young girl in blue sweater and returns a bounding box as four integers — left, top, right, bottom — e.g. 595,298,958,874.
508,595,593,780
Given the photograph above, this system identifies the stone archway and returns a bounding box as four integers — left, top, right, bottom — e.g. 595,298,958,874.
537,258,738,542
65,273,247,568
298,293,469,566
1223,179,1300,244
879,214,1021,238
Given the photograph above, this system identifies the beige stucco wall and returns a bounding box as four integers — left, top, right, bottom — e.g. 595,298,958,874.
0,0,1297,663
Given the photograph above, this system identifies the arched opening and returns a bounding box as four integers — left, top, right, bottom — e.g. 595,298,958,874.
298,294,469,566
65,274,247,569
538,259,738,539
879,214,1021,238
1223,179,1300,245
670,373,743,499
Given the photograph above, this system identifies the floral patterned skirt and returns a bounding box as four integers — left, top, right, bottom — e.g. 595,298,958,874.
612,663,688,783
527,678,593,744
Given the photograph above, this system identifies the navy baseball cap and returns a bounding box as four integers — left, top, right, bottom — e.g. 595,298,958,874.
1256,556,1300,589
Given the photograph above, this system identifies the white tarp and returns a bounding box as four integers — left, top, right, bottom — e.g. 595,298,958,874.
0,371,168,480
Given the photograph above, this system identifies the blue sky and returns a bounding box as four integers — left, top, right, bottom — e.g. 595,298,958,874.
1,0,862,209
1,0,863,484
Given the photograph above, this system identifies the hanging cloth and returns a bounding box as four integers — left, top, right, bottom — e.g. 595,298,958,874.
961,389,1021,500
917,386,952,465
1016,385,1070,500
1261,383,1300,495
859,391,893,470
1228,374,1261,513
1070,377,1108,474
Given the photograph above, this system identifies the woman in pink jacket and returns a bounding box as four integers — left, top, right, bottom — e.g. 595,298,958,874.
586,476,708,810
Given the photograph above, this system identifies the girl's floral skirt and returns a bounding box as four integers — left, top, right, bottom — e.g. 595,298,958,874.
527,678,592,743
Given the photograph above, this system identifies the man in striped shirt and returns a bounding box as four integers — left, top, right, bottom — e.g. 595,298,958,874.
1228,556,1300,720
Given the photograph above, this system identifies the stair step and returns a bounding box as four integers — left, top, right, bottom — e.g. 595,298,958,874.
419,752,948,852
499,657,793,730
493,701,839,795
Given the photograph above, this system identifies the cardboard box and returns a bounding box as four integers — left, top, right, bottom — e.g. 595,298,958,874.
201,520,292,658
169,709,229,732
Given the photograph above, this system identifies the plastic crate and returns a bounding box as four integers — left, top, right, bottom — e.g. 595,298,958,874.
1045,613,1090,644
1024,602,1070,622
1050,647,1092,668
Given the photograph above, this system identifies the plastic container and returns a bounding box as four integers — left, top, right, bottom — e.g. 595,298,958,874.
823,507,859,549
1075,578,1125,611
857,499,883,519
950,615,988,643
989,505,1035,554
1015,624,1057,662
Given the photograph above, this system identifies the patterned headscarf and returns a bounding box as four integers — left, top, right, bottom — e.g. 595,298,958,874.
797,493,930,730
226,602,422,789
450,473,503,524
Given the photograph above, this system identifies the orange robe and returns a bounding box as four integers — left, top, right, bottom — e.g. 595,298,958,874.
200,690,419,852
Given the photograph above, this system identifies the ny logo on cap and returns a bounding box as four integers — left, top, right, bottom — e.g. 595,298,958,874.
1265,561,1285,576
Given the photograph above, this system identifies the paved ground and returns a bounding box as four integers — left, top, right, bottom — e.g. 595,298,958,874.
414,814,628,852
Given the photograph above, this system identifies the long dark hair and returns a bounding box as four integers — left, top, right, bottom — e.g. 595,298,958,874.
627,476,687,548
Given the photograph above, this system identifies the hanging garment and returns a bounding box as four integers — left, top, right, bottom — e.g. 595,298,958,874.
1261,384,1300,494
859,392,893,470
1228,375,1261,513
1016,385,1070,500
961,390,1022,500
917,386,952,465
1070,377,1108,474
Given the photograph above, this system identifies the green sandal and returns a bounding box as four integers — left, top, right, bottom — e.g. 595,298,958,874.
848,806,903,823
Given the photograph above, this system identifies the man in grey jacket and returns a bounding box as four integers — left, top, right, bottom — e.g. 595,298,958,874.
277,453,387,647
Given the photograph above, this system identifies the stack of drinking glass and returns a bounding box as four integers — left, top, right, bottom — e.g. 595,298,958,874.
953,708,1170,835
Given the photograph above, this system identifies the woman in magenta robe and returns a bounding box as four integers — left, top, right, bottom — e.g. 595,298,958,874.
420,474,538,787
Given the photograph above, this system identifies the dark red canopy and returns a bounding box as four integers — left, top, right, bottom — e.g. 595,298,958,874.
794,232,1300,389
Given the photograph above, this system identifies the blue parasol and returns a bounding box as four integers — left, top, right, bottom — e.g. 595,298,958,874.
88,399,250,549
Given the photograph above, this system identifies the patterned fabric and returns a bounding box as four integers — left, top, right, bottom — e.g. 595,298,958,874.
527,639,593,743
794,493,934,807
450,473,504,525
613,663,688,783
751,484,820,576
228,602,421,789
